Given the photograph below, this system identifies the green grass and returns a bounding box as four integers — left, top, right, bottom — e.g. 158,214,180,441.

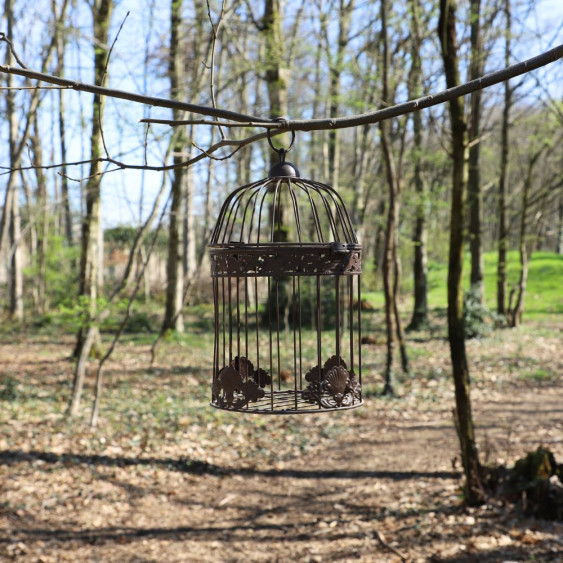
519,368,557,382
361,250,561,321
425,251,562,319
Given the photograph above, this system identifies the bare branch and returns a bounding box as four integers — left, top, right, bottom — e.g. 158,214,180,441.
0,32,29,69
0,63,264,122
98,10,131,161
1,43,561,132
141,118,275,128
0,85,70,90
206,0,226,139
0,129,271,177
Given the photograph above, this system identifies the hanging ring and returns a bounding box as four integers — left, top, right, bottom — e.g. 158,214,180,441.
267,118,295,161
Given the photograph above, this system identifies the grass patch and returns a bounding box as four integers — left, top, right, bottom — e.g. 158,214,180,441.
519,368,556,382
425,251,562,320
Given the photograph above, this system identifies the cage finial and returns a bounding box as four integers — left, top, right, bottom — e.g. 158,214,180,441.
267,119,300,178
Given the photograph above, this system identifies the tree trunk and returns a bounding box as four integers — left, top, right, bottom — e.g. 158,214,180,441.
9,186,24,321
438,0,483,505
263,0,289,148
497,0,512,317
30,115,49,315
468,0,485,304
509,149,543,327
69,0,113,416
558,197,563,255
379,0,408,393
162,0,187,333
183,126,197,280
3,0,23,322
55,8,73,246
327,0,355,191
406,0,428,332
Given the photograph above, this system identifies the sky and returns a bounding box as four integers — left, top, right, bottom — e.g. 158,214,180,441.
1,0,561,229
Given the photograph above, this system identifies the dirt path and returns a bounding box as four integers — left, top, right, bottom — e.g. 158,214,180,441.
1,331,562,562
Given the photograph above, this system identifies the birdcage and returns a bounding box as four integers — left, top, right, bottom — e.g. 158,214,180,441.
209,133,362,414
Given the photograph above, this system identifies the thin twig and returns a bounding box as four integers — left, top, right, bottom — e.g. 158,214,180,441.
141,118,278,128
206,0,226,139
0,85,70,90
373,530,409,562
0,32,29,69
99,11,130,161
0,129,273,179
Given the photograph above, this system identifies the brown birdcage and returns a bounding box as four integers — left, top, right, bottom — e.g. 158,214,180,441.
209,134,362,414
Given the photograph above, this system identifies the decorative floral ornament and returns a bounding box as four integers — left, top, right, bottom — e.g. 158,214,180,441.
302,356,361,408
213,356,269,410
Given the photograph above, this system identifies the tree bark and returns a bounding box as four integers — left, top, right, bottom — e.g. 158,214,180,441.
558,197,563,255
509,148,544,327
9,184,23,321
468,0,485,304
55,4,73,246
30,115,49,315
438,0,483,505
497,0,512,317
327,0,355,191
379,0,408,393
406,0,428,332
162,0,187,333
3,0,23,322
69,0,113,416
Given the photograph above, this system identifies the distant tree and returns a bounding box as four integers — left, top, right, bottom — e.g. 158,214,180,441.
468,0,486,304
497,0,512,318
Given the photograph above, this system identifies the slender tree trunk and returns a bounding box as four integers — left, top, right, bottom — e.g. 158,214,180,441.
406,0,428,331
263,0,288,150
510,196,528,328
379,0,408,393
327,0,355,191
468,0,485,303
497,0,512,317
262,0,291,327
20,172,39,309
162,0,187,333
31,115,49,315
183,125,197,279
69,0,114,416
0,0,14,262
509,149,543,327
438,0,483,505
9,186,24,321
55,8,73,246
558,197,563,255
4,0,23,321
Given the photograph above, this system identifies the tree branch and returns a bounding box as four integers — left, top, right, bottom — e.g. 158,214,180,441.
0,43,561,132
0,129,271,178
0,63,264,123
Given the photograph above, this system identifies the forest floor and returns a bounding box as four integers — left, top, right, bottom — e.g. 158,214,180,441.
0,317,562,562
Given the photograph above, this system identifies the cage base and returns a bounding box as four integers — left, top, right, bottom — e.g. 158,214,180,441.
210,389,363,415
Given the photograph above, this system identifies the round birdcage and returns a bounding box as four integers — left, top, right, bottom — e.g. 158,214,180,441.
209,135,363,414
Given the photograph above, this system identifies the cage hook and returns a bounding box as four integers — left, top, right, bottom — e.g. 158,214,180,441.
267,118,295,162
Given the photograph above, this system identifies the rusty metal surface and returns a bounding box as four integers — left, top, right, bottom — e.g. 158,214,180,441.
209,167,363,414
210,243,361,277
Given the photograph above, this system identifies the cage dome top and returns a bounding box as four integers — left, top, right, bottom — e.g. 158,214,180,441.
209,168,359,248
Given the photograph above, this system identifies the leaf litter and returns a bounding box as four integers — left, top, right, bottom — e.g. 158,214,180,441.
0,322,562,562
